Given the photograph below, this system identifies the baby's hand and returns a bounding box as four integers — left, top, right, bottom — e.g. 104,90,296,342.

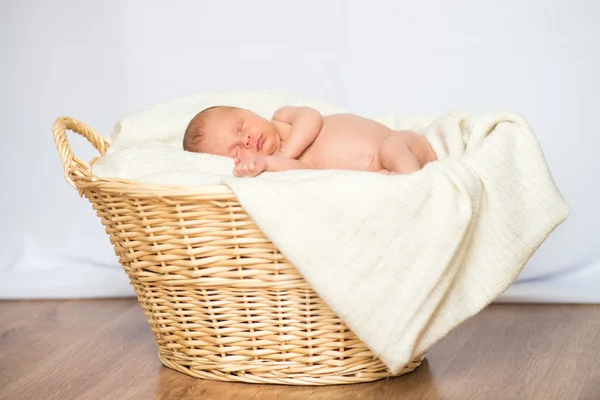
234,156,268,177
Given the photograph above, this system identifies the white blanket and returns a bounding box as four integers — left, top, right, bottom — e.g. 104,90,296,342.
93,91,570,374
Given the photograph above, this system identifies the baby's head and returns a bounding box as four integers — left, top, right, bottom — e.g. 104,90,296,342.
183,106,281,159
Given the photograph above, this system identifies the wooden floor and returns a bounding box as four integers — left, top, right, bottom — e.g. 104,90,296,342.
0,300,598,400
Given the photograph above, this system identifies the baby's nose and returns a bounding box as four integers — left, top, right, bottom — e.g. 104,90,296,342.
243,134,251,148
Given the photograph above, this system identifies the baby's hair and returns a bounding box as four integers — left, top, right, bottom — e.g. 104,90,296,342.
183,105,236,153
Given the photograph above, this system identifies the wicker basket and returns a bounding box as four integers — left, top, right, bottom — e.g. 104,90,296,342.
52,116,424,385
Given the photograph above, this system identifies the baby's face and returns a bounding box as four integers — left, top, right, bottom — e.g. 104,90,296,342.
202,108,281,159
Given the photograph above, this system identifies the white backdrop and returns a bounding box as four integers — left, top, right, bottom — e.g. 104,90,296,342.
1,0,598,301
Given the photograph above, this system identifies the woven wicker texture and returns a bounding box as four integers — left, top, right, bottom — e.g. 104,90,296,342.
51,116,423,385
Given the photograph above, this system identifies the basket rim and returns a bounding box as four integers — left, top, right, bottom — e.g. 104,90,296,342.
77,175,237,198
83,168,236,198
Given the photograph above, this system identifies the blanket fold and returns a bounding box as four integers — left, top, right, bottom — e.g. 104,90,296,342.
92,94,569,374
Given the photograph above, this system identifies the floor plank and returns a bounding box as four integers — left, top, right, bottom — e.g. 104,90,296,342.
0,299,138,390
1,300,598,400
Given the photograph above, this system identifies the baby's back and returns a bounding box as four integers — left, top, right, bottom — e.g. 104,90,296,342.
299,114,392,172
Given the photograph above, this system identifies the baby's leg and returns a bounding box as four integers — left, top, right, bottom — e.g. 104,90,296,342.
378,136,421,174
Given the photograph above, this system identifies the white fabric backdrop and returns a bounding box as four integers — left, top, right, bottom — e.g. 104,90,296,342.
1,0,598,301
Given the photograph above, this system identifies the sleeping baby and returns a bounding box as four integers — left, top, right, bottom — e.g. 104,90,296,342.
183,106,438,177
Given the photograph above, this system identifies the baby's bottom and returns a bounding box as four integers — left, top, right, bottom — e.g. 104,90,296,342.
378,131,436,174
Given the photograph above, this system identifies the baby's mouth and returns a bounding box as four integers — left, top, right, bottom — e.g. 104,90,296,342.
257,134,264,152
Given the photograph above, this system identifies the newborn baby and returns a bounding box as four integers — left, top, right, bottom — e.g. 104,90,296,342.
183,106,437,177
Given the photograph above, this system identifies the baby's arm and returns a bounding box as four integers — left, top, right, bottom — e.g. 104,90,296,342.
264,156,309,172
272,106,323,159
234,155,309,177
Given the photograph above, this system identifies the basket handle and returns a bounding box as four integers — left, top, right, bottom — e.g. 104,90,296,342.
52,116,111,189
